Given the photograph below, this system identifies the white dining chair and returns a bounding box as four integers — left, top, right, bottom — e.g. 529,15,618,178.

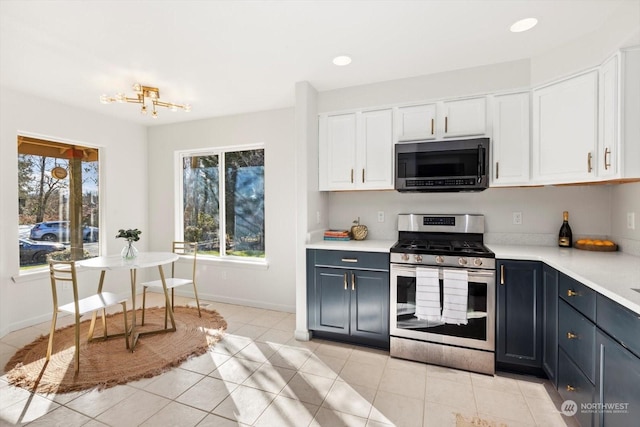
46,260,129,373
141,241,201,327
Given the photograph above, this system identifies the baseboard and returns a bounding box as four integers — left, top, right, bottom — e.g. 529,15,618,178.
148,288,296,313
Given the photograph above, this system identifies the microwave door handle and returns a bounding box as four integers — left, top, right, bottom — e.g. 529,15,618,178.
477,144,485,183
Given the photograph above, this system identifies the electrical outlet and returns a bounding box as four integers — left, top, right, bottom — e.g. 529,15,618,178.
628,212,636,230
377,211,385,223
513,212,523,225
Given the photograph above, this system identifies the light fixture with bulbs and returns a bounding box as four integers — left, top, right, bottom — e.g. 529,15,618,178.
100,83,191,118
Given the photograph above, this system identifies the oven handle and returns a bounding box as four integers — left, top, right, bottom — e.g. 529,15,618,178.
390,264,495,279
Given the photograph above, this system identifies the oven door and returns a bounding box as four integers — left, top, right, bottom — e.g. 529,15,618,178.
390,264,495,351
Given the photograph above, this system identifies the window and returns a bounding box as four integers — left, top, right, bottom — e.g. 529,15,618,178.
18,136,100,270
180,146,265,259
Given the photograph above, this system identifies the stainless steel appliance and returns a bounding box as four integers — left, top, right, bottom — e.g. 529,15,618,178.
390,214,496,375
395,138,489,192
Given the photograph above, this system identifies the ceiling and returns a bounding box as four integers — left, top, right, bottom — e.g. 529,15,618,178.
0,0,635,126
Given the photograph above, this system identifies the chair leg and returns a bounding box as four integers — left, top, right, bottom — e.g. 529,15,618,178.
122,302,130,350
102,308,108,339
192,283,202,317
142,286,147,326
74,313,81,373
46,312,58,362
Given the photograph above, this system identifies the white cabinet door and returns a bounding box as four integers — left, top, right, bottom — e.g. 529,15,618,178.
532,71,598,184
441,97,487,138
395,104,436,141
357,109,394,189
598,55,619,179
319,113,357,191
491,92,530,186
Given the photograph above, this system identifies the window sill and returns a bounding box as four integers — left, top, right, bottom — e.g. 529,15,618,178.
189,255,269,270
12,268,49,283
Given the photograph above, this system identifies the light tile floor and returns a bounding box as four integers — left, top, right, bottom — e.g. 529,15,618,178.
0,294,579,426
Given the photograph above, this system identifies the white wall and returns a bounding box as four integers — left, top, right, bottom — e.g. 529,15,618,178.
327,186,612,246
611,182,640,255
146,108,297,312
0,88,148,337
530,1,640,85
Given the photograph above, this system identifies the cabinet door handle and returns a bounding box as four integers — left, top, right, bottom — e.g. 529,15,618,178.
496,162,499,180
343,273,348,290
567,289,578,297
566,385,576,392
341,258,358,263
431,118,434,135
445,116,448,133
587,152,593,173
350,169,354,183
604,147,611,170
362,169,365,183
351,272,355,291
567,331,578,340
500,265,505,285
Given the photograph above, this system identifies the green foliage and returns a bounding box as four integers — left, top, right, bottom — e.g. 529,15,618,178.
116,228,141,242
48,249,90,261
184,226,202,242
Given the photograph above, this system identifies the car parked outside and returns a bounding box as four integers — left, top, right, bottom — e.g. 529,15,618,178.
19,238,66,266
29,221,99,243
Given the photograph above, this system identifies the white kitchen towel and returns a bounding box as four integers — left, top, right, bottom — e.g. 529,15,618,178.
415,267,441,322
441,269,469,325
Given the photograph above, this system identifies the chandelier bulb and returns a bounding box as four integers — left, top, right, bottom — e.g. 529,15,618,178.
141,105,147,115
99,94,110,104
184,104,192,113
152,111,158,119
170,104,178,112
132,83,142,92
115,93,125,103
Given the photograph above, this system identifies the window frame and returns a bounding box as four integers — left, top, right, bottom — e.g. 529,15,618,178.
15,132,103,277
175,143,266,266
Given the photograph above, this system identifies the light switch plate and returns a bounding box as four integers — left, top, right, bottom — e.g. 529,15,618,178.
628,212,636,230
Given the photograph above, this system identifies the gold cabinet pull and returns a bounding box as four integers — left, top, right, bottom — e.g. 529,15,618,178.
604,147,611,170
587,152,593,173
566,385,576,392
351,272,355,291
500,265,505,285
445,116,449,133
341,258,358,263
431,118,434,135
343,273,347,290
496,162,499,180
350,169,354,183
567,289,578,297
362,169,365,183
567,331,578,340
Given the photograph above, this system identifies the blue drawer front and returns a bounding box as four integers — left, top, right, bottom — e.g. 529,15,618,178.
558,348,595,427
311,249,389,271
597,294,640,359
559,299,596,383
559,273,596,322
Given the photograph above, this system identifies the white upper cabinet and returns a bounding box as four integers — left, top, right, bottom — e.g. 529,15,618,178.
357,109,394,190
319,109,393,191
597,55,619,179
396,97,487,142
441,97,487,138
532,70,599,184
491,92,530,186
395,104,437,141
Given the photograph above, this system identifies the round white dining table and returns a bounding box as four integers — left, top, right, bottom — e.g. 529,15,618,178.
77,252,179,351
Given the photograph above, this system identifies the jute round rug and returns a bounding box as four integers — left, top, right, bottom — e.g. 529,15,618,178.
4,306,226,394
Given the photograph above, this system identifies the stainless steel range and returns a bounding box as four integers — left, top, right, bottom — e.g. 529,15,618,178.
390,214,496,375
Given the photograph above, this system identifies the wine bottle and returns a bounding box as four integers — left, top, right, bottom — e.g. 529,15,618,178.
558,211,573,248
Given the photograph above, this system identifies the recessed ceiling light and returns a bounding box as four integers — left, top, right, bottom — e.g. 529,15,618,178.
510,17,538,33
333,55,352,66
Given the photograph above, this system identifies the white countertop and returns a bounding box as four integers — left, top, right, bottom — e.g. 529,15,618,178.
487,245,640,315
306,239,396,253
306,240,640,315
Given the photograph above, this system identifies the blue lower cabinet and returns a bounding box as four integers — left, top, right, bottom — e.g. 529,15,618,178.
558,348,595,427
542,264,559,387
595,330,640,427
307,249,389,349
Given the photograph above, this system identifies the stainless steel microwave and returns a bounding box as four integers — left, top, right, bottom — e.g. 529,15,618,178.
395,138,489,192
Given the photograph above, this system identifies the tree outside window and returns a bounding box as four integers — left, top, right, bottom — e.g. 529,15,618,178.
181,147,264,258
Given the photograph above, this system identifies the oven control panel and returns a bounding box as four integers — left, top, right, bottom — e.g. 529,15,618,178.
390,253,495,270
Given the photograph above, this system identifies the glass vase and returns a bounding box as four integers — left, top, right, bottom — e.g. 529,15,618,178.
121,240,138,260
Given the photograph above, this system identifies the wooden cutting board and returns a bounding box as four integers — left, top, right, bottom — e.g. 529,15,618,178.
574,241,618,251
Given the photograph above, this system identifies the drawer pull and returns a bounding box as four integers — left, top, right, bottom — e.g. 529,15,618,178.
500,265,505,285
567,331,578,340
351,272,355,291
566,385,576,392
341,258,358,263
343,273,347,290
567,289,578,297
